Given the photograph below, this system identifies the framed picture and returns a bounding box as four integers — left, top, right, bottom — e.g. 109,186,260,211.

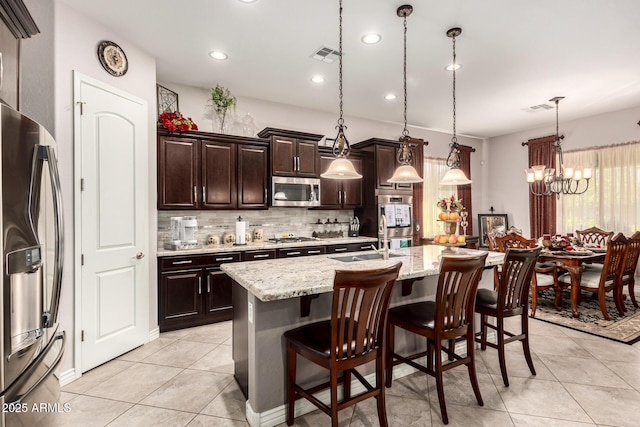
477,214,508,248
157,84,179,113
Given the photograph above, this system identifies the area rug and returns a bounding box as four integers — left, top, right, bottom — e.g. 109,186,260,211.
532,288,640,344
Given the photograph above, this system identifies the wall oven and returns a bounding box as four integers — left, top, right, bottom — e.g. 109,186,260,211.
271,176,320,207
378,194,413,248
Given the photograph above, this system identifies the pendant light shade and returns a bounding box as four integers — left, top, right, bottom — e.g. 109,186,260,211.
321,157,362,179
389,164,422,183
439,167,472,185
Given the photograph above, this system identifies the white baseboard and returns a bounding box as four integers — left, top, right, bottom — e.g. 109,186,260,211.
149,327,160,341
244,334,498,427
57,368,78,388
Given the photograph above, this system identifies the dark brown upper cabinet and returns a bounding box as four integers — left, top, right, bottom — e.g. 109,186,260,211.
257,128,323,178
319,149,363,209
353,138,413,191
157,130,269,210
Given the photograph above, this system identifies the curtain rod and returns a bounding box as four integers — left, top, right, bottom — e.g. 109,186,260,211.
563,139,640,154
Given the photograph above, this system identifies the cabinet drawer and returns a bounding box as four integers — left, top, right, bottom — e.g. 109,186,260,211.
277,246,326,258
326,243,374,254
160,252,241,271
242,250,276,261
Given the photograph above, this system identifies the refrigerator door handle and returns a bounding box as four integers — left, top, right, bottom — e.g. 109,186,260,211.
12,332,65,404
36,145,64,328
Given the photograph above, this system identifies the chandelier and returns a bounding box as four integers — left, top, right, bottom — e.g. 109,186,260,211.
440,27,472,186
526,96,591,198
321,0,362,180
388,4,423,184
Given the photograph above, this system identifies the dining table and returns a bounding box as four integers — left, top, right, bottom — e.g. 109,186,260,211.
538,249,606,317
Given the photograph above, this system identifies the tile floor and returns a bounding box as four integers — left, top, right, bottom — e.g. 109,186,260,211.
49,317,640,426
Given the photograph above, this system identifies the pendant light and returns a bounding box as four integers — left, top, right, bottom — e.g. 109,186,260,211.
321,0,362,180
388,4,423,184
440,27,472,186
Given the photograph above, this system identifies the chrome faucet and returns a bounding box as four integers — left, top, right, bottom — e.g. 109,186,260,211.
373,211,389,260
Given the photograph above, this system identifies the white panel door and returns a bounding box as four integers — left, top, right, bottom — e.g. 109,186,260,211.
77,76,148,372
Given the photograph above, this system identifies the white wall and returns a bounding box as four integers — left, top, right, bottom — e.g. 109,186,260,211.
19,0,159,374
160,81,486,232
485,105,640,236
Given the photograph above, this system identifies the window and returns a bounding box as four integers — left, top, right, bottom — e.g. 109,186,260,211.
557,142,640,236
422,157,457,238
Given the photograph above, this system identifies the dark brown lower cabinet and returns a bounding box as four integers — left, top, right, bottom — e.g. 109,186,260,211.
158,252,241,332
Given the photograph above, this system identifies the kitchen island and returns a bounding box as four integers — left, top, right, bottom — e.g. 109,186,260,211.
221,245,504,427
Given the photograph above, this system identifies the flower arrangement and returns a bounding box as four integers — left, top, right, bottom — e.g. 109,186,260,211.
158,111,198,132
437,195,464,213
210,84,237,133
543,234,584,251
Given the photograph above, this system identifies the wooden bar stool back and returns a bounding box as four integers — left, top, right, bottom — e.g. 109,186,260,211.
385,253,487,425
284,263,401,427
475,247,541,386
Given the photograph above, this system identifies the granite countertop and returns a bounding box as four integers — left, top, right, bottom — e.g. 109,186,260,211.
221,245,505,302
156,236,378,257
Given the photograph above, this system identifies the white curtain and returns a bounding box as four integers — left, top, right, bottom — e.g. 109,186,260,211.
557,142,640,237
422,157,457,238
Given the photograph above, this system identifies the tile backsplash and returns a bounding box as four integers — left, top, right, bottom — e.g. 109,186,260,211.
158,208,355,250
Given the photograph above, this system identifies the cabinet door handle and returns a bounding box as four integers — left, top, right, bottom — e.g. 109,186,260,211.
202,186,205,203
307,250,321,254
172,260,193,265
264,188,268,203
293,156,297,171
193,186,197,203
342,191,346,205
207,276,211,293
286,251,301,256
334,247,348,252
216,257,234,262
198,277,202,295
253,254,270,259
360,246,371,250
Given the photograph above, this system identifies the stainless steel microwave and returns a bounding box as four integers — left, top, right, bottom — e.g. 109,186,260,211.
271,176,321,207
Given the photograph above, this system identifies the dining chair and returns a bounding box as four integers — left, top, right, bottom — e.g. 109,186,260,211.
493,233,563,317
385,253,487,425
558,233,626,320
486,226,523,251
621,231,640,309
475,247,541,386
284,263,401,427
575,226,614,247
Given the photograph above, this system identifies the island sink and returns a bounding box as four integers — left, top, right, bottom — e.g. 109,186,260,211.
331,253,404,262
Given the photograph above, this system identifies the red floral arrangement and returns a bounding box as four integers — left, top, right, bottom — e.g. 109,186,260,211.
158,111,198,132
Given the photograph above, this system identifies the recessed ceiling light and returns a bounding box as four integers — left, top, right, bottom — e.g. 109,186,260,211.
384,94,397,100
445,63,462,71
311,75,325,84
209,51,228,60
238,0,258,3
361,33,382,44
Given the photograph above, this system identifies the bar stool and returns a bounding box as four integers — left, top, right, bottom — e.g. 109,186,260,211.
385,253,487,425
475,247,541,386
284,263,401,427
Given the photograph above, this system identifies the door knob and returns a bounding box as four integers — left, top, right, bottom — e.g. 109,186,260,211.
136,252,145,259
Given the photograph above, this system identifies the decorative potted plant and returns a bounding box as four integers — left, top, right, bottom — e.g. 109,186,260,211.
210,84,237,133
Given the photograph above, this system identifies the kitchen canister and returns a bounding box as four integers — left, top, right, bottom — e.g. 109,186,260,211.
222,232,236,245
253,228,264,243
207,234,220,246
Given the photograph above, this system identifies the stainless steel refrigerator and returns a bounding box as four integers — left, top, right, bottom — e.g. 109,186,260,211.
0,104,65,426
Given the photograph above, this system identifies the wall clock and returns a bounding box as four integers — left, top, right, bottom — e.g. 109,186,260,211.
97,41,128,77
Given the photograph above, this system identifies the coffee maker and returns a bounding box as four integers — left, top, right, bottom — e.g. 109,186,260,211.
164,216,199,250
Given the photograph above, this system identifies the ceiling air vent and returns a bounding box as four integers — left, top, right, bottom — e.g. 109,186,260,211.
311,46,341,63
521,103,554,113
